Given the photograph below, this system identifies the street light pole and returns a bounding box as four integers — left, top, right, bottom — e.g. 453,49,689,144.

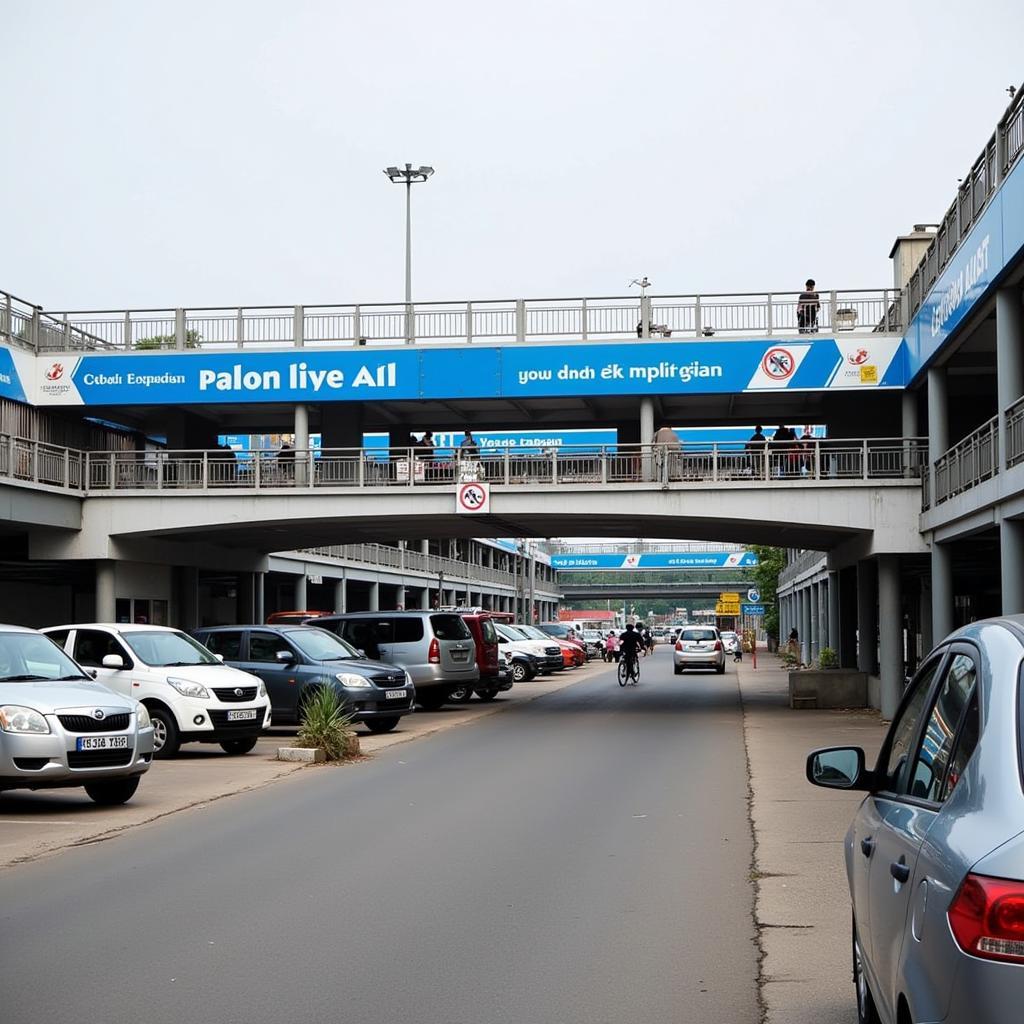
384,163,434,342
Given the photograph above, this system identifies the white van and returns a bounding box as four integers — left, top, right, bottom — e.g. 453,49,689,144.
43,624,271,758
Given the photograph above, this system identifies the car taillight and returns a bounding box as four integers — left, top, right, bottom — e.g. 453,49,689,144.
948,873,1024,963
675,641,683,651
714,640,722,651
428,637,440,664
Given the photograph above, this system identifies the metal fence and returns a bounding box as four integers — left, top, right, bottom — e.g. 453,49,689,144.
905,82,1024,322
22,288,902,353
1007,396,1024,470
929,416,999,507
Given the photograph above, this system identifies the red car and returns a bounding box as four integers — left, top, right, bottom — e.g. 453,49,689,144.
517,624,585,667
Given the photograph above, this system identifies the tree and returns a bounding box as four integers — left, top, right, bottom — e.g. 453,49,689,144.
749,545,786,640
134,329,201,350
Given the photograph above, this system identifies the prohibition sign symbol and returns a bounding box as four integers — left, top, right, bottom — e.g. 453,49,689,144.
761,347,796,380
457,482,488,512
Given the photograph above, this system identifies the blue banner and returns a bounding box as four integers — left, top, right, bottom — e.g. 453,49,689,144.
551,551,759,571
0,346,28,402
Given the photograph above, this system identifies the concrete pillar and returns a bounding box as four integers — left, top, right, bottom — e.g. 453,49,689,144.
828,572,840,661
856,560,877,675
996,287,1024,472
396,584,406,611
640,397,655,481
809,583,819,663
293,403,309,485
254,571,265,624
421,540,429,556
931,541,954,642
927,366,948,465
368,581,379,612
919,577,933,655
179,566,200,631
800,587,812,666
878,555,903,719
96,562,116,622
294,574,307,610
333,576,346,613
902,390,918,477
1001,518,1024,615
419,587,430,610
238,573,255,623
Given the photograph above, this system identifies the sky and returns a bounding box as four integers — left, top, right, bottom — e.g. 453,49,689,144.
2,0,1023,313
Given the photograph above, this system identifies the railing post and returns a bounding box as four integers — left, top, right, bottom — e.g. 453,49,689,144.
236,307,245,349
2,293,11,338
504,449,510,485
765,443,771,481
358,450,365,488
124,310,132,350
829,290,838,332
862,439,869,479
157,452,164,490
693,295,701,338
640,295,651,339
30,306,40,350
353,304,361,345
766,293,773,335
666,445,673,484
580,297,588,341
63,447,69,488
814,441,821,480
405,302,414,345
601,447,608,485
31,440,38,483
109,452,115,489
466,302,473,343
551,451,558,485
63,314,70,348
202,451,209,489
175,308,186,350
515,299,526,342
711,444,717,483
293,305,304,348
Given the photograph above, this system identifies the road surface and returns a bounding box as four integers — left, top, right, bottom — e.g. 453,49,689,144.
0,651,759,1024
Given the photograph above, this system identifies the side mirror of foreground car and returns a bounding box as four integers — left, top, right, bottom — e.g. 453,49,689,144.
805,746,873,791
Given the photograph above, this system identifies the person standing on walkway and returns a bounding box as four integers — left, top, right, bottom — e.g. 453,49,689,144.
654,423,681,479
797,279,820,333
746,425,767,476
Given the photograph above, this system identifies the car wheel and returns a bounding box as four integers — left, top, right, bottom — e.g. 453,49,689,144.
853,917,881,1024
84,776,141,805
149,706,181,758
476,688,498,702
364,717,400,734
716,663,726,674
448,685,474,703
219,737,258,755
417,690,448,711
511,662,527,683
673,665,683,675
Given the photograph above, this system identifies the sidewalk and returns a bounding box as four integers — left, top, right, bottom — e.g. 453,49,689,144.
738,656,886,1024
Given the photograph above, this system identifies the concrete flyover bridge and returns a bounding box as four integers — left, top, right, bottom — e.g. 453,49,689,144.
16,438,930,565
560,580,752,601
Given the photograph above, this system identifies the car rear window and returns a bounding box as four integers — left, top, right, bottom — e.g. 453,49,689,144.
431,614,471,640
392,618,425,643
682,629,717,641
479,618,498,643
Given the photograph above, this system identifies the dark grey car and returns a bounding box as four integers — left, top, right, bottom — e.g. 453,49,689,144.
808,614,1024,1024
194,625,415,734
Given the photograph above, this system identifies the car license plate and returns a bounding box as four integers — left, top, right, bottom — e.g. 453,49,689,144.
451,651,468,661
226,708,258,721
385,689,408,700
76,735,129,751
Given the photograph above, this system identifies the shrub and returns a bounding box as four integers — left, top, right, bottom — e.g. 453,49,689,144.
296,687,356,760
780,647,800,668
819,647,839,669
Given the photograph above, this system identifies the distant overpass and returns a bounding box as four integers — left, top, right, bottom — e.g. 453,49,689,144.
559,580,751,601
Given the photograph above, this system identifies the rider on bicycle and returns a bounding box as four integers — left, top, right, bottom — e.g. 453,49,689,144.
618,623,643,680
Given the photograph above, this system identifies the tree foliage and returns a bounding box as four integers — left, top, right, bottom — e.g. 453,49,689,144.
749,545,786,639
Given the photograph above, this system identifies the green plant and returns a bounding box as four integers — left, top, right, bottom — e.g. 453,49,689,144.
134,329,202,350
780,647,800,668
296,687,356,760
819,647,839,669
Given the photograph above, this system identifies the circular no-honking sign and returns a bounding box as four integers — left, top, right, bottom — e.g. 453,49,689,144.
761,347,796,380
456,482,489,513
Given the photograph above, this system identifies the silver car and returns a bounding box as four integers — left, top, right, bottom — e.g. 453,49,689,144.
673,627,726,674
0,624,154,804
807,614,1024,1023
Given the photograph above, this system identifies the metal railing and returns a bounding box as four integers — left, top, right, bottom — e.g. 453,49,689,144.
929,416,999,507
905,82,1024,322
19,288,902,353
1007,396,1024,470
0,434,85,489
548,539,747,554
49,439,927,494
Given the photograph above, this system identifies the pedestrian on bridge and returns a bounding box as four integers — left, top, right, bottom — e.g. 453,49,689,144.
797,279,820,333
745,425,767,476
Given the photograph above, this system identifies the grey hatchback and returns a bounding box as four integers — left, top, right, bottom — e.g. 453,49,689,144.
194,625,415,734
807,614,1024,1024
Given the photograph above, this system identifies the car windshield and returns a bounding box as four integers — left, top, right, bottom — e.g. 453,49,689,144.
542,624,568,637
501,625,530,640
682,629,718,641
122,630,219,667
0,632,90,682
284,627,361,661
517,625,548,640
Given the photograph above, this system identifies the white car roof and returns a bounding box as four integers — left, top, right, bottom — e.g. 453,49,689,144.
44,623,182,634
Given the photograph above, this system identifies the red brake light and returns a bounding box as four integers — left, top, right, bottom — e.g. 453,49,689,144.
675,640,683,651
428,637,440,664
948,873,1024,963
714,640,722,651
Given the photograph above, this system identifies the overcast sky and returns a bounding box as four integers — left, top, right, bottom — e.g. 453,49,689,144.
3,0,1022,312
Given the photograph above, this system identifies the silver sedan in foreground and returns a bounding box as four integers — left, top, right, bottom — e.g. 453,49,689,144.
0,624,154,804
673,627,726,674
807,613,1024,1023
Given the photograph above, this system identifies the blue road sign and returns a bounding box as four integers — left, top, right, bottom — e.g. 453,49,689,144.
741,603,765,616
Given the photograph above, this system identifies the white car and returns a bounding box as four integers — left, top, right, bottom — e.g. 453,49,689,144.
43,624,271,758
719,631,741,654
494,623,563,674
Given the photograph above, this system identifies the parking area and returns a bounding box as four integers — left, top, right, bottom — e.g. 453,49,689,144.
0,661,604,869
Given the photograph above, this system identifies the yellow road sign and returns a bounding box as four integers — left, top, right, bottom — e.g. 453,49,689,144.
719,592,740,603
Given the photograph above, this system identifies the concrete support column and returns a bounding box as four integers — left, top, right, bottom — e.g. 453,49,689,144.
368,581,379,612
96,562,116,623
996,287,1024,472
254,571,265,625
808,583,819,663
419,587,430,610
1001,518,1024,615
294,403,309,485
421,540,429,556
927,366,949,465
238,573,255,623
179,566,200,631
828,572,840,661
902,390,918,477
877,555,903,719
856,560,877,675
919,577,933,655
396,584,406,611
931,541,954,643
333,577,347,614
294,574,307,610
640,397,655,481
800,587,812,666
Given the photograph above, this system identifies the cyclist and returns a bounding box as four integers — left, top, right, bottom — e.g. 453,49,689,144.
618,623,643,684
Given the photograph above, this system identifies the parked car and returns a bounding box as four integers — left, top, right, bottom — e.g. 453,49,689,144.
580,629,606,658
507,649,541,683
538,622,590,658
308,611,478,710
0,624,154,804
652,627,668,643
672,626,726,674
515,624,584,667
494,623,562,674
807,614,1024,1024
43,624,271,757
266,610,326,625
448,613,512,703
719,630,741,655
193,625,415,734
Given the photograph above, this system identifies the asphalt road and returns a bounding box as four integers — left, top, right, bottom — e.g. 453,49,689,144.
0,651,759,1024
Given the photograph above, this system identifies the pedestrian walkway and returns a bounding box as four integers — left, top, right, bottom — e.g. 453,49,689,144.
738,657,885,1024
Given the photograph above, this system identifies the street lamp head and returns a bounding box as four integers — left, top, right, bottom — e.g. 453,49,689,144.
416,166,435,178
384,166,401,178
384,164,435,183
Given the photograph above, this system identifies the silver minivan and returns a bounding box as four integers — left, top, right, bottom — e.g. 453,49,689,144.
309,612,478,710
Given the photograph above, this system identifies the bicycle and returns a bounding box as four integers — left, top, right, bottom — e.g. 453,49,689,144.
617,652,640,686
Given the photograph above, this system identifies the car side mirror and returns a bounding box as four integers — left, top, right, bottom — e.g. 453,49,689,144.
275,649,295,664
101,653,125,670
87,668,98,679
357,649,367,658
806,746,871,791
214,653,225,662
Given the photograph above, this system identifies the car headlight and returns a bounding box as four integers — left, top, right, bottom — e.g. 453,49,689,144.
136,704,152,729
0,705,50,734
258,680,268,699
334,673,372,688
167,678,210,699
404,670,414,687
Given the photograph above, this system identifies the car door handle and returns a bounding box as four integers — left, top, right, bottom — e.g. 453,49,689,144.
860,837,875,858
890,858,911,884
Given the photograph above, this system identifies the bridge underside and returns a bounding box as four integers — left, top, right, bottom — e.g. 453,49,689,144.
560,581,752,601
